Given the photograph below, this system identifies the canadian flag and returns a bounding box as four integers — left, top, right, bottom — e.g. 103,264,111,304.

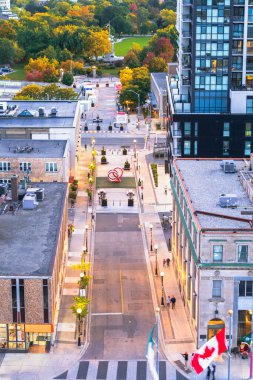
191,328,227,374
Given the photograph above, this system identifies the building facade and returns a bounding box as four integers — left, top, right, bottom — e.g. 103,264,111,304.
0,140,70,184
171,158,253,347
167,0,253,162
0,182,68,352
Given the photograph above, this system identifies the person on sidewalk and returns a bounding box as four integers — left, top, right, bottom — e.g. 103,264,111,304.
211,363,216,379
164,185,168,195
181,352,188,369
166,296,171,308
167,258,170,267
206,366,211,379
84,144,87,151
163,259,166,267
171,295,176,309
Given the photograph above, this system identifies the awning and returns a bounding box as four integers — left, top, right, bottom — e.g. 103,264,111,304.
25,324,53,333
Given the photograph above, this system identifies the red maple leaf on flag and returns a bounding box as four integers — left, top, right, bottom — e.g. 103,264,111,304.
191,346,215,374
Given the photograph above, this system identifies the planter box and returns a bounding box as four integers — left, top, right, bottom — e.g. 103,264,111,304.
96,125,100,131
124,167,130,171
122,149,127,155
102,199,107,207
101,160,108,165
128,199,134,207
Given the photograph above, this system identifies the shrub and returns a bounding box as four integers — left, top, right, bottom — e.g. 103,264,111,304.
71,184,78,192
73,179,78,186
101,155,107,164
62,72,74,86
122,148,127,155
124,160,130,170
151,163,158,187
101,146,106,155
69,191,77,200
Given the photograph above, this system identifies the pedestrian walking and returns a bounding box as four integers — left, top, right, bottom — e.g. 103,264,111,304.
70,199,75,208
181,352,189,369
163,259,166,267
166,296,171,308
88,172,90,179
84,144,87,151
141,192,143,200
171,295,176,309
167,257,170,267
211,364,216,380
206,366,211,379
164,185,168,195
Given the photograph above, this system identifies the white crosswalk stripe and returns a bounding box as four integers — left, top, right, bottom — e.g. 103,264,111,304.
55,359,183,380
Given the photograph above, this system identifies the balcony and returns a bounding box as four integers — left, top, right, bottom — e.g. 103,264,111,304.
182,62,191,70
234,0,245,4
233,32,244,38
232,48,243,54
182,78,191,85
172,126,182,138
182,31,191,38
233,15,244,21
182,46,191,54
182,14,192,22
183,0,193,5
232,63,243,70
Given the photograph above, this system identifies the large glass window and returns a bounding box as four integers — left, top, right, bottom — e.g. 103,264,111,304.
184,122,191,136
213,245,223,262
247,97,253,113
0,162,11,171
239,281,253,296
0,324,7,349
238,245,248,262
245,141,251,155
223,122,230,137
11,280,17,323
223,141,229,156
247,57,253,71
43,279,49,324
19,162,31,172
245,123,252,137
184,141,191,155
45,162,58,172
212,280,222,298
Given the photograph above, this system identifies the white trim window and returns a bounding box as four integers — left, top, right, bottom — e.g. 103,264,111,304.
212,280,222,298
45,162,58,172
19,162,31,172
0,162,11,171
238,245,248,262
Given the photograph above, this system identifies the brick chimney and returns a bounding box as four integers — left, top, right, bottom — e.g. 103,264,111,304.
11,175,18,202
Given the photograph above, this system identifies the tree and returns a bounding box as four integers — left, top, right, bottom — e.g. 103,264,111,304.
62,72,74,86
25,57,59,82
146,56,167,72
119,67,133,86
14,84,44,100
38,45,58,61
123,50,140,68
111,15,133,35
0,38,24,64
86,29,111,60
61,60,85,75
0,21,16,40
159,9,176,26
156,25,178,51
59,48,73,61
71,296,89,318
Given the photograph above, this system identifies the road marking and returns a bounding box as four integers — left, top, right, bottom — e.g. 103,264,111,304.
120,270,124,314
91,312,123,316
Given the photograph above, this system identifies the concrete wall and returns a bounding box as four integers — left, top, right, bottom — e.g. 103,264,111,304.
230,89,253,114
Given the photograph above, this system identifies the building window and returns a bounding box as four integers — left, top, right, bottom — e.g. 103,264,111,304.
194,141,198,156
184,122,191,137
223,141,229,156
223,123,230,137
43,279,49,323
194,122,198,137
11,280,17,323
238,245,248,262
184,141,191,155
19,162,31,172
213,245,223,262
245,123,252,137
239,281,253,296
246,97,253,113
245,141,251,156
0,162,11,171
19,280,25,323
45,162,58,172
212,280,222,298
0,324,7,349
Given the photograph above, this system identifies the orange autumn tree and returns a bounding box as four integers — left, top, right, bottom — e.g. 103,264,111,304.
25,57,59,82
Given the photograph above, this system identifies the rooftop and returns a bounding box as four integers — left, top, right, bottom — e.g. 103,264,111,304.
0,139,68,158
0,182,67,277
151,73,168,92
174,159,253,229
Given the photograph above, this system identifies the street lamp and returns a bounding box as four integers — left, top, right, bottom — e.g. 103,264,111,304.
126,89,140,118
133,139,137,159
228,310,233,380
149,224,153,251
160,271,165,307
77,307,82,346
85,225,89,250
154,244,158,276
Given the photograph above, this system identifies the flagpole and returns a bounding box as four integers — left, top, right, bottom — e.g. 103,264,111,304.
156,307,160,377
228,310,233,380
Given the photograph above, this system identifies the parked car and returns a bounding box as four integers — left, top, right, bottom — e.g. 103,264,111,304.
1,67,13,73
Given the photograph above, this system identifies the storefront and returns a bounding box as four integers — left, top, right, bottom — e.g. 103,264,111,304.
0,324,52,352
237,310,252,345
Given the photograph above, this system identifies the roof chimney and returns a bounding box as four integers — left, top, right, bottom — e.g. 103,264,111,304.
11,175,18,202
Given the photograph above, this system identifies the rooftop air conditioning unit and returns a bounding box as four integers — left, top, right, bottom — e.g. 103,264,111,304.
219,193,238,208
220,160,236,173
50,107,57,116
39,107,45,117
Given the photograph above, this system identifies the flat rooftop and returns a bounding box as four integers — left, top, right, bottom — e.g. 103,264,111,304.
0,139,67,158
174,159,253,229
0,182,67,276
4,100,78,117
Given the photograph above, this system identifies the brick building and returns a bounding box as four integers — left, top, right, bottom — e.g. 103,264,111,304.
171,158,253,348
0,139,70,184
0,182,68,352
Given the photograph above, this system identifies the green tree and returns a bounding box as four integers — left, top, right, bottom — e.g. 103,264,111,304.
71,296,89,318
14,84,44,100
62,72,74,86
147,56,167,72
123,49,140,68
0,38,24,64
38,45,58,60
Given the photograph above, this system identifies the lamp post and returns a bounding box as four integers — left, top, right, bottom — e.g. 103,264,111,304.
133,139,137,159
149,224,153,252
79,272,84,294
154,244,158,276
228,309,233,380
126,89,140,118
77,307,82,346
85,225,88,250
160,271,165,307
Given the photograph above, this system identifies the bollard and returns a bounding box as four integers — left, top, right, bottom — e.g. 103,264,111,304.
120,201,121,206
113,200,114,206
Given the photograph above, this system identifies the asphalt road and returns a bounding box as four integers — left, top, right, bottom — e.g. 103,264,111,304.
83,214,155,360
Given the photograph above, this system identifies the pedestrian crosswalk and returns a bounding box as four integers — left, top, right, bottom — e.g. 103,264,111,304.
54,360,185,380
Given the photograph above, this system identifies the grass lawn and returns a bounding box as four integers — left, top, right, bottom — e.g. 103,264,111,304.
7,63,26,81
96,177,136,189
114,36,152,57
100,67,120,77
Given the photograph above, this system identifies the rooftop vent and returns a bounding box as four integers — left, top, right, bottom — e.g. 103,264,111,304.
50,107,58,116
39,107,45,117
0,102,7,113
219,193,238,208
220,160,236,173
13,145,33,153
